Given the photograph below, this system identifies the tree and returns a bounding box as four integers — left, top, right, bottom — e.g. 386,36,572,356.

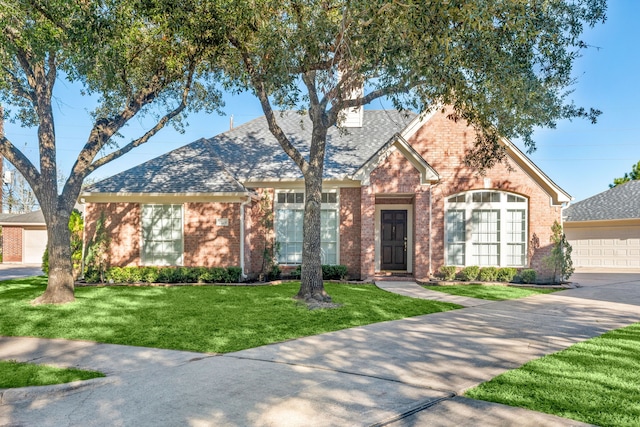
0,1,222,303
105,0,605,304
2,163,39,213
610,160,640,187
543,220,574,283
203,0,604,303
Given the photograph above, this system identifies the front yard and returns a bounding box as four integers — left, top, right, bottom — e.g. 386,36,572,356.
0,277,459,353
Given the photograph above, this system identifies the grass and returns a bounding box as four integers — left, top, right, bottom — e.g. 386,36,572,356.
0,277,460,354
0,360,104,388
422,284,560,300
465,322,640,426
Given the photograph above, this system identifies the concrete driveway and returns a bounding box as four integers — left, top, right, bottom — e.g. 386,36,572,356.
1,272,639,426
0,263,43,281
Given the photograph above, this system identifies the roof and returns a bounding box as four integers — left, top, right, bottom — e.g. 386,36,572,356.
564,180,640,222
85,110,415,194
86,139,246,194
0,210,45,226
209,110,415,181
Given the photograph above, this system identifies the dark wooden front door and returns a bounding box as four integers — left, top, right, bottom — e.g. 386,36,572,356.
381,210,407,270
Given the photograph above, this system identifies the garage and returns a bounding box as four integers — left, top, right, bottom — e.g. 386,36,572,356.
0,210,47,264
564,181,640,271
23,228,48,264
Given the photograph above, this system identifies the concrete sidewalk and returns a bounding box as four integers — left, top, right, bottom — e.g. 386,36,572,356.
1,274,639,426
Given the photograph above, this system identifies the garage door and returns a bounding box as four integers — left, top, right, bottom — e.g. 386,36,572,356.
23,229,48,264
566,225,640,269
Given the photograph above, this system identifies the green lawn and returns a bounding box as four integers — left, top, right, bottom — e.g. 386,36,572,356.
0,277,460,353
422,284,560,300
0,360,104,389
465,322,640,426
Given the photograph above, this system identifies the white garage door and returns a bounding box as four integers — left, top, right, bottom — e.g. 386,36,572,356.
23,229,48,264
566,225,640,269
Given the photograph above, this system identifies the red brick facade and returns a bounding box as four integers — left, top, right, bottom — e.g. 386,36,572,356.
84,109,563,282
2,226,22,262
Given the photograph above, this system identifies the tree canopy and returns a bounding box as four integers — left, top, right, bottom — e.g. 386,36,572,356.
610,160,640,187
0,0,222,303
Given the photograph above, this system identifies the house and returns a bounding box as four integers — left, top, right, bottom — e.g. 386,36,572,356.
0,210,47,264
81,107,570,281
563,180,640,270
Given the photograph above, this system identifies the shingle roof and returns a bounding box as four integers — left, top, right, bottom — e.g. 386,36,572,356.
85,110,416,194
0,210,45,225
209,110,416,181
563,180,640,222
86,139,246,193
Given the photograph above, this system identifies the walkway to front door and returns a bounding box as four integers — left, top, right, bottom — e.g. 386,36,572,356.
381,210,407,270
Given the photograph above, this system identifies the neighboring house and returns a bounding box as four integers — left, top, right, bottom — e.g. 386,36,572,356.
0,210,47,264
81,108,570,281
564,180,640,270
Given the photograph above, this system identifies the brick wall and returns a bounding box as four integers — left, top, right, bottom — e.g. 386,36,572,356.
183,202,242,268
339,187,361,279
408,109,562,279
84,203,141,266
2,226,23,262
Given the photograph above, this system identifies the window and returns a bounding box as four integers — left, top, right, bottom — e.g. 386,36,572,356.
446,210,465,265
275,191,339,265
141,204,183,266
445,191,527,267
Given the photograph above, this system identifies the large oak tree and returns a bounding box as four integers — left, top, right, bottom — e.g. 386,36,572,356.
0,1,222,303
193,0,605,303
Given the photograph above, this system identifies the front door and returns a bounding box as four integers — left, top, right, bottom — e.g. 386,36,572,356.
381,210,407,270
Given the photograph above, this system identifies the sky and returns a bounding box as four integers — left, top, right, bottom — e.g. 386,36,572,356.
3,1,640,204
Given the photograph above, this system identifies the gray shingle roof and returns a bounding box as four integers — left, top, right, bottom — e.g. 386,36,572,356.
0,210,45,225
86,139,246,193
209,110,416,181
86,110,416,194
564,180,640,222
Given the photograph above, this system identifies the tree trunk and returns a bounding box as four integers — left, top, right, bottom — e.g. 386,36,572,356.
32,211,75,305
296,174,331,302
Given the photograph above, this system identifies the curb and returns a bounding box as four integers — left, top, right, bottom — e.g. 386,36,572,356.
0,376,115,405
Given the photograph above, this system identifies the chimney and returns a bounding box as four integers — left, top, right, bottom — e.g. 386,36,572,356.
337,71,363,128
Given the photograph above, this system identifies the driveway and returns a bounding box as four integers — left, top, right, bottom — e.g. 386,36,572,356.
0,263,43,281
1,273,639,426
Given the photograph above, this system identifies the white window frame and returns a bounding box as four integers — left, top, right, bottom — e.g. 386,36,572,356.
141,204,184,266
274,190,340,265
444,191,528,267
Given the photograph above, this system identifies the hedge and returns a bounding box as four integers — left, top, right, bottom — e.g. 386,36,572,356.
85,266,243,284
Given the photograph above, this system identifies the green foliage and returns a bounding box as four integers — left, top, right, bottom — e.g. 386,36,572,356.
459,266,480,282
423,285,559,301
84,212,110,283
42,209,84,276
478,267,498,282
0,360,104,389
98,266,243,284
290,265,348,281
520,269,537,284
439,266,458,281
466,322,640,427
610,160,640,187
543,220,574,283
0,279,459,353
257,192,280,281
496,268,518,283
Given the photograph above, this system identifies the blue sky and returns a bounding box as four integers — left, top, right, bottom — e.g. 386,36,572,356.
3,1,639,203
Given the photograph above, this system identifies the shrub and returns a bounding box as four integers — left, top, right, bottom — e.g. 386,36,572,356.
458,265,480,281
322,264,348,280
93,266,244,284
478,267,498,282
520,269,537,284
439,266,457,281
287,264,347,280
496,267,517,282
543,220,575,283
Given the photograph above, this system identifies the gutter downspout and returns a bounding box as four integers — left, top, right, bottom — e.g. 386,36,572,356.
239,196,251,280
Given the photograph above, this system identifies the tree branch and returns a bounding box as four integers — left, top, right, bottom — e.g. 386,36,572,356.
0,135,41,187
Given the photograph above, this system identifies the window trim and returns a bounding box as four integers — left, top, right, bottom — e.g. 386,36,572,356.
444,191,528,267
274,190,340,266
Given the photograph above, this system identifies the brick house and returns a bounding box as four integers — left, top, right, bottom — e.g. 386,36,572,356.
0,210,47,264
81,108,570,281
